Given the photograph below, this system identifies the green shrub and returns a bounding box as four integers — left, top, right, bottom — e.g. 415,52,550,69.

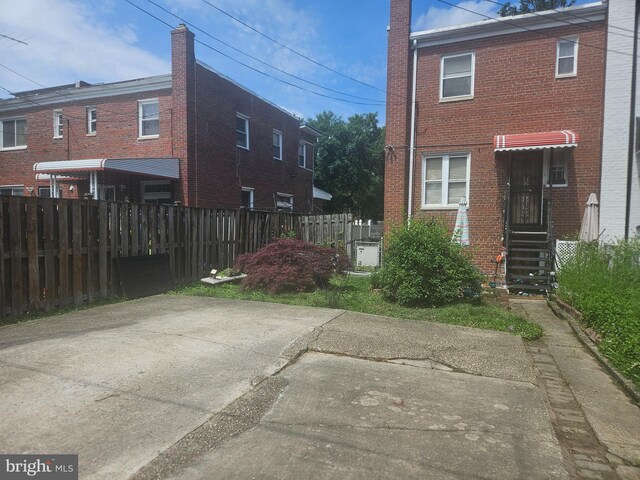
377,220,483,306
234,238,351,294
557,238,640,387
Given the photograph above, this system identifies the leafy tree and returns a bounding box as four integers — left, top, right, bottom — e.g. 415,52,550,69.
498,0,575,16
308,111,385,220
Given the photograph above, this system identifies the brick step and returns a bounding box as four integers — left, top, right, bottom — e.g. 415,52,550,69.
509,256,549,261
509,274,549,281
509,239,549,245
509,265,549,271
509,247,549,253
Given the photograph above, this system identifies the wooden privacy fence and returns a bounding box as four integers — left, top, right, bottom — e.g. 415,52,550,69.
0,196,300,318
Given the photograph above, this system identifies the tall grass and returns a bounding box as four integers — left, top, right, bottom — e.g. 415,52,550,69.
557,238,640,387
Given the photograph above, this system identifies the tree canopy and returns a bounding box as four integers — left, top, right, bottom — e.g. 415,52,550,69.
497,0,575,16
307,111,385,220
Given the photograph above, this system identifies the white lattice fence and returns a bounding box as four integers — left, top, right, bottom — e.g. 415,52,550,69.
555,240,579,270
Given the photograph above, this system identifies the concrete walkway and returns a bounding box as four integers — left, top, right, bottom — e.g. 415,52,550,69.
511,299,640,480
1,296,638,479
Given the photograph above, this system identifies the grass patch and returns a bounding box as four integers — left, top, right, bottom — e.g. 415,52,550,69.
172,275,543,341
557,239,640,388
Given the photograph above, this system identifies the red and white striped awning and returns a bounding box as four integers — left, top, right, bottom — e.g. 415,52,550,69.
494,130,579,151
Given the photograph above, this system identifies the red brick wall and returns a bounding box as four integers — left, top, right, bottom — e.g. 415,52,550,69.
0,90,172,198
192,64,314,211
385,15,605,274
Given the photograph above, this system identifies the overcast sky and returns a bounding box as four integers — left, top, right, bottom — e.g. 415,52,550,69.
0,0,588,124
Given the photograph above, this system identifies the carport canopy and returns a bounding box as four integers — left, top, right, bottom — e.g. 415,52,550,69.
494,131,578,152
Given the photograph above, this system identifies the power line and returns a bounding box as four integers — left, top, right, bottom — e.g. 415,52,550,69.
437,0,633,58
143,0,386,104
124,0,389,107
198,0,390,96
0,33,28,45
484,0,636,40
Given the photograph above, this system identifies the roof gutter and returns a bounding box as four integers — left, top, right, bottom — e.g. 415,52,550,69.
408,39,418,221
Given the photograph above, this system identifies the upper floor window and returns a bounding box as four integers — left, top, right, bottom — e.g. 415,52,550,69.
0,118,27,150
273,130,283,160
236,114,249,149
53,110,63,139
422,153,470,208
138,99,159,138
556,37,578,77
298,142,307,168
440,53,474,101
87,107,97,134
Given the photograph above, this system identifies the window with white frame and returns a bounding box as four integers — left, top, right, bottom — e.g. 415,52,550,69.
543,149,569,186
556,37,578,77
0,118,27,149
241,187,254,209
422,153,470,208
53,110,64,138
138,99,159,138
275,192,293,211
87,107,97,134
236,114,249,149
440,53,474,100
273,130,283,160
298,142,307,168
141,180,171,204
0,185,24,196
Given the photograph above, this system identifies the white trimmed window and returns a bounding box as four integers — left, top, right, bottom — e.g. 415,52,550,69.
422,153,470,208
273,130,283,160
236,113,249,149
298,142,307,168
38,187,51,198
0,118,27,150
0,185,24,196
543,150,569,186
138,99,159,138
241,187,254,209
440,53,474,101
275,192,293,211
53,110,64,138
556,37,578,77
141,180,171,204
87,107,97,134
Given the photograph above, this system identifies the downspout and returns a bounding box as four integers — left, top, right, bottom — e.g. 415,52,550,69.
407,39,418,221
625,0,640,239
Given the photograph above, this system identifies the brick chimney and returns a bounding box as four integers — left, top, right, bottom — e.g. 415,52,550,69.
171,24,197,206
384,0,412,230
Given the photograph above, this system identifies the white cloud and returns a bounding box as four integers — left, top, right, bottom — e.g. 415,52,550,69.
0,0,169,94
413,1,497,31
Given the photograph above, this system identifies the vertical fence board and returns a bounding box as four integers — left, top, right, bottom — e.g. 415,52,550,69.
85,201,95,303
99,202,108,298
42,199,55,311
9,198,23,316
26,198,39,312
158,205,166,255
167,206,176,279
110,202,118,291
0,200,5,318
72,201,83,306
58,200,69,308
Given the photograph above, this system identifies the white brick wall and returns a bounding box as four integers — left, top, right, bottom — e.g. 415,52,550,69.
600,0,640,240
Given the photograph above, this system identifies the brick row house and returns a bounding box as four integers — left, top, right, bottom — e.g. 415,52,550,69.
385,0,607,292
0,25,320,212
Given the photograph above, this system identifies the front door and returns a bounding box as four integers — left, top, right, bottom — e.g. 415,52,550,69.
509,151,543,226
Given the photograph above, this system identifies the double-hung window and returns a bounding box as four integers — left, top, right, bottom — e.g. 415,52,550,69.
53,110,64,138
298,142,306,168
422,153,470,208
556,37,578,77
275,192,293,211
440,53,474,101
236,114,249,149
87,107,97,134
273,130,283,160
543,150,569,187
241,187,254,209
0,118,27,150
138,99,159,138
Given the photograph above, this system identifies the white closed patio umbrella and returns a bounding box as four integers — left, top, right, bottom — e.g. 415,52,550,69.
579,193,599,242
452,196,470,246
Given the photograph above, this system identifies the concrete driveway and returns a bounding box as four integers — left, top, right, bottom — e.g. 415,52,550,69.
0,296,567,479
